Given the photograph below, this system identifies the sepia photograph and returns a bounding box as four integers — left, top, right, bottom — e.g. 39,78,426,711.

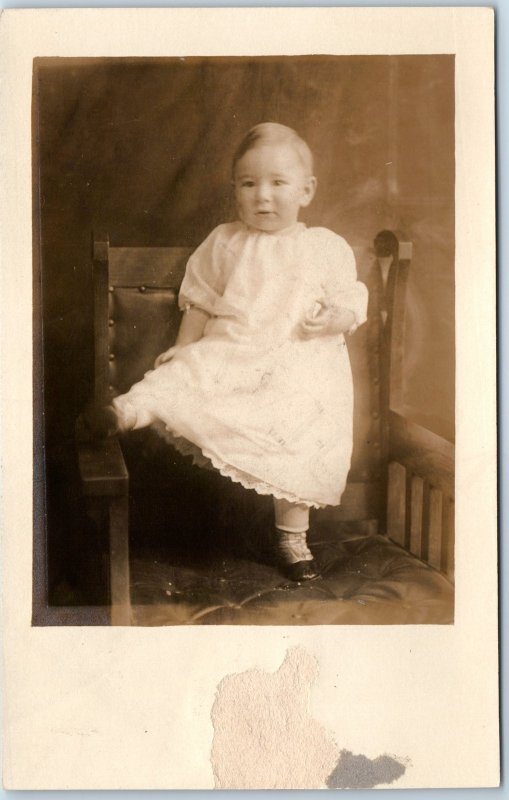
32,54,456,626
2,7,498,790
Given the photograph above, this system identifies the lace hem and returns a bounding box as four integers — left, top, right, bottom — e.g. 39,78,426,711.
152,421,327,509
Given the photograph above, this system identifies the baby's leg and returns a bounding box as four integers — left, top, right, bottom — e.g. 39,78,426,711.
77,388,157,441
274,498,310,535
273,498,318,581
112,394,156,431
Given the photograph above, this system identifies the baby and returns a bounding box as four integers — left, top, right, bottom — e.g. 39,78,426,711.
84,122,368,581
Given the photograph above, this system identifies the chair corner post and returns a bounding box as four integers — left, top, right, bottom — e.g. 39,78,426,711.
92,231,111,406
93,231,110,264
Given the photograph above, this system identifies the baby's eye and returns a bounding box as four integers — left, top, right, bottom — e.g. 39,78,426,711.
241,180,255,188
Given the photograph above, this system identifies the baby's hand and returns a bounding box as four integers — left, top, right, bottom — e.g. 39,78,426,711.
299,300,356,339
154,345,180,369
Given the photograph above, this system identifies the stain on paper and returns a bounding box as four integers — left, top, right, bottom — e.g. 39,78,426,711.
210,646,407,790
326,750,407,789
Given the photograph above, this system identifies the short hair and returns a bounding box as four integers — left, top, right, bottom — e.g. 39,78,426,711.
232,122,314,177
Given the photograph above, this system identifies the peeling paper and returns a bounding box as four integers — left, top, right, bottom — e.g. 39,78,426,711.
211,646,407,790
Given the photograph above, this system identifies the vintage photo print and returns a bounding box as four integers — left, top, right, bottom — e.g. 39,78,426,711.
33,53,455,627
2,7,497,790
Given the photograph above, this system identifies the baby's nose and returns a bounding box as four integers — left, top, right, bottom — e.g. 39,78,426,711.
255,182,271,202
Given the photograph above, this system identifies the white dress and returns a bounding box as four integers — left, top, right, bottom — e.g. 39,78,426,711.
115,221,368,508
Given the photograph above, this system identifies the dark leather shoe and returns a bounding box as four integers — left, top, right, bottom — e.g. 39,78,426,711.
284,559,320,582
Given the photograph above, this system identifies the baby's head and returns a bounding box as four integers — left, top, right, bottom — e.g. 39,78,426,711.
232,123,316,233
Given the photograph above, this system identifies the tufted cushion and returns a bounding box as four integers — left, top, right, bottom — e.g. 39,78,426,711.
130,521,453,625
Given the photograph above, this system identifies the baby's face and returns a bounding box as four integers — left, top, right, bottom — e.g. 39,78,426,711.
234,143,316,233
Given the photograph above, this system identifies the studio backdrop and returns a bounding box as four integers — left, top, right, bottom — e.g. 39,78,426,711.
33,55,454,609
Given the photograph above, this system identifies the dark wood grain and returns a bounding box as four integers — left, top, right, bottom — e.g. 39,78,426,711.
108,247,192,288
93,234,110,406
78,436,128,497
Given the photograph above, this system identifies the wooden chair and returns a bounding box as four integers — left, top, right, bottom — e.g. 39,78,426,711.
77,229,454,624
319,230,454,585
78,236,192,624
375,231,455,580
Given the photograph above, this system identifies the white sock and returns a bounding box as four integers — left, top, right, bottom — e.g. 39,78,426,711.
276,529,313,564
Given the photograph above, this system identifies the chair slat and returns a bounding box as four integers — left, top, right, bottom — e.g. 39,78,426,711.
428,487,443,570
443,498,455,581
387,461,406,546
389,410,454,496
409,475,424,558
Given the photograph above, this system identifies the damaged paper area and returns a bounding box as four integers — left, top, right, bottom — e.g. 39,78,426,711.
210,646,407,790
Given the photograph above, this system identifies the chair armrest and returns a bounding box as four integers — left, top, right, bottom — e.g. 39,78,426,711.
388,409,454,496
78,436,128,497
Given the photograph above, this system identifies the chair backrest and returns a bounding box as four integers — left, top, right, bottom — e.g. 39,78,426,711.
371,231,455,580
332,232,413,526
91,230,415,528
92,235,193,403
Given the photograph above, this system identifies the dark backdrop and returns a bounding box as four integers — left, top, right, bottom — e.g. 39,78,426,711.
33,56,454,602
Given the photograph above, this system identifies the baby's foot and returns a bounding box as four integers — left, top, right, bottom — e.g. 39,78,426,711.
76,401,121,441
275,529,319,582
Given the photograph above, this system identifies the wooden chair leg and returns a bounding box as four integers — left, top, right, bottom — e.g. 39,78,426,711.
109,494,131,625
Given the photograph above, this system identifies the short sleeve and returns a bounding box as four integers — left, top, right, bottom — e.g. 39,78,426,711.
178,225,230,314
317,229,369,333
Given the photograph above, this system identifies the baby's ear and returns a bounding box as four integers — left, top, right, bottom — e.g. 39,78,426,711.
300,176,317,208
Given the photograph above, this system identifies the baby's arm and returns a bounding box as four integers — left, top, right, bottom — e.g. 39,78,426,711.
299,301,355,339
176,305,210,346
154,306,210,367
301,230,368,340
